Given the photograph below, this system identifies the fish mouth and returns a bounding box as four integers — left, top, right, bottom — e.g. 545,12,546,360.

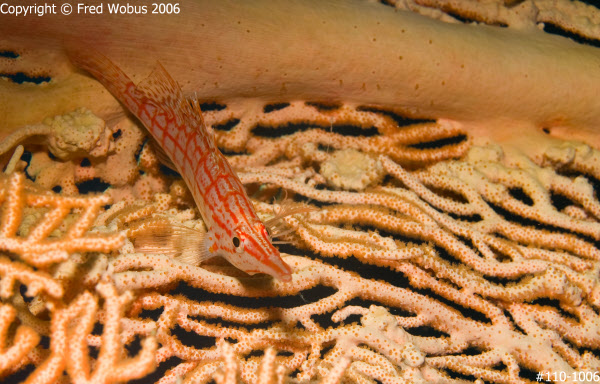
244,255,293,282
240,222,294,282
257,258,293,282
274,268,292,282
266,252,293,282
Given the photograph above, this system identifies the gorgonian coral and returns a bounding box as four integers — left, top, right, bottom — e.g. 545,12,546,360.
1,1,600,383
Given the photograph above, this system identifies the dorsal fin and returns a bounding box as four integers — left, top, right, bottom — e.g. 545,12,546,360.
190,97,203,117
136,62,200,125
137,62,182,103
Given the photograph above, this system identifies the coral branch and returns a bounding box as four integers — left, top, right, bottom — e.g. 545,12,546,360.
0,304,40,376
0,256,63,298
0,172,124,266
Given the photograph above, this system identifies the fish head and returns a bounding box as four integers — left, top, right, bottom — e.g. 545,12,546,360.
225,221,293,282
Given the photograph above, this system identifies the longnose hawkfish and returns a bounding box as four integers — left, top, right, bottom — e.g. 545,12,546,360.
70,51,304,282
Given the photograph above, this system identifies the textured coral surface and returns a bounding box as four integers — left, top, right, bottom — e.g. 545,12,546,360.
1,1,600,383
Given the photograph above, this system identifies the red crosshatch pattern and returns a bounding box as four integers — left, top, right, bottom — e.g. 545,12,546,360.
69,51,293,281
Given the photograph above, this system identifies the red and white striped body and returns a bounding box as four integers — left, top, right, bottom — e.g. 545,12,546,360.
71,52,292,281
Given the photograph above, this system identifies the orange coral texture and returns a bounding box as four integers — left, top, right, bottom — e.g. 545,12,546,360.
0,96,599,383
2,1,600,381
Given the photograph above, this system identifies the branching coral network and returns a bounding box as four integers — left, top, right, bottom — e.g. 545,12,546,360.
0,93,599,383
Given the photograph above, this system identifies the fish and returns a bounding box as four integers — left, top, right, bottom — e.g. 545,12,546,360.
69,50,294,281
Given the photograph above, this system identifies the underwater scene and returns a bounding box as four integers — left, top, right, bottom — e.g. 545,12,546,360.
1,0,600,383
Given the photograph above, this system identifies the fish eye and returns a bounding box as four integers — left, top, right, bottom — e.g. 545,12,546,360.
232,236,241,248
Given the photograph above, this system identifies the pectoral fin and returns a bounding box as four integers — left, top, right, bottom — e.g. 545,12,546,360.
132,220,212,265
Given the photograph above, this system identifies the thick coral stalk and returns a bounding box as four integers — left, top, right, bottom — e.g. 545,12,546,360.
2,0,600,152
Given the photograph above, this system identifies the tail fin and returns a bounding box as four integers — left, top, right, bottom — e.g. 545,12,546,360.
67,48,137,111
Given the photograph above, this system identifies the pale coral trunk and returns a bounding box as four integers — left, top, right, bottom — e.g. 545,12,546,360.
2,0,600,148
